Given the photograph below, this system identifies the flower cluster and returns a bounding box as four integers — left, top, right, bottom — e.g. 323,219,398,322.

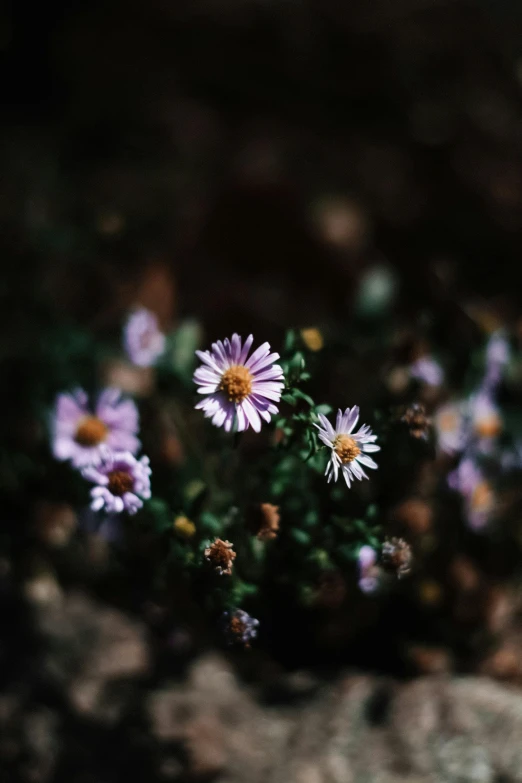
50,314,161,516
435,331,510,531
53,387,151,516
50,327,388,647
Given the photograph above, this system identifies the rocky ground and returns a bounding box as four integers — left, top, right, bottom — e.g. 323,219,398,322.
3,591,522,783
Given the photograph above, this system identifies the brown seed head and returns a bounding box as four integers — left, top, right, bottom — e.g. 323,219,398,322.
381,537,412,579
228,615,247,640
219,365,253,403
75,416,108,447
204,538,236,575
249,503,280,541
400,403,431,440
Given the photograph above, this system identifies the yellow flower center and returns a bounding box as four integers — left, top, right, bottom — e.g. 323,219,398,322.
107,470,134,496
75,416,108,447
474,415,502,439
219,365,253,403
333,434,361,464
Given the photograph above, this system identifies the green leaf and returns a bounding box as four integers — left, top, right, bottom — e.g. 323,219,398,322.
315,404,333,416
167,319,203,373
293,388,315,407
284,329,297,352
291,529,311,546
199,512,222,535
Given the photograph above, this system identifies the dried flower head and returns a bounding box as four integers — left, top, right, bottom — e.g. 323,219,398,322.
52,388,140,468
194,334,284,432
222,609,259,647
401,403,431,441
314,406,380,488
381,537,412,579
173,515,196,539
204,538,236,575
248,503,280,541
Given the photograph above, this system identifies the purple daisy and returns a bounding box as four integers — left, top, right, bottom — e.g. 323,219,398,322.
52,388,140,468
314,406,380,488
124,307,166,367
82,449,151,515
447,456,494,531
193,334,284,433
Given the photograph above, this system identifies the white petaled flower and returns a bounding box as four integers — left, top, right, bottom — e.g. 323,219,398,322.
314,406,380,488
193,334,284,433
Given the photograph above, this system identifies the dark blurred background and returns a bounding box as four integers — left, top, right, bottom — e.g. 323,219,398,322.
4,0,522,331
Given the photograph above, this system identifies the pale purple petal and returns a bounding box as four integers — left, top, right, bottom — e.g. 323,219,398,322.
245,342,271,370
195,350,224,374
343,406,359,434
358,545,377,570
357,453,378,470
231,333,242,364
242,398,262,433
239,334,254,364
249,353,282,374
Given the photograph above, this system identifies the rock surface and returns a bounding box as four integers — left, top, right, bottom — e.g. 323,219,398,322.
149,656,522,783
5,593,522,782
